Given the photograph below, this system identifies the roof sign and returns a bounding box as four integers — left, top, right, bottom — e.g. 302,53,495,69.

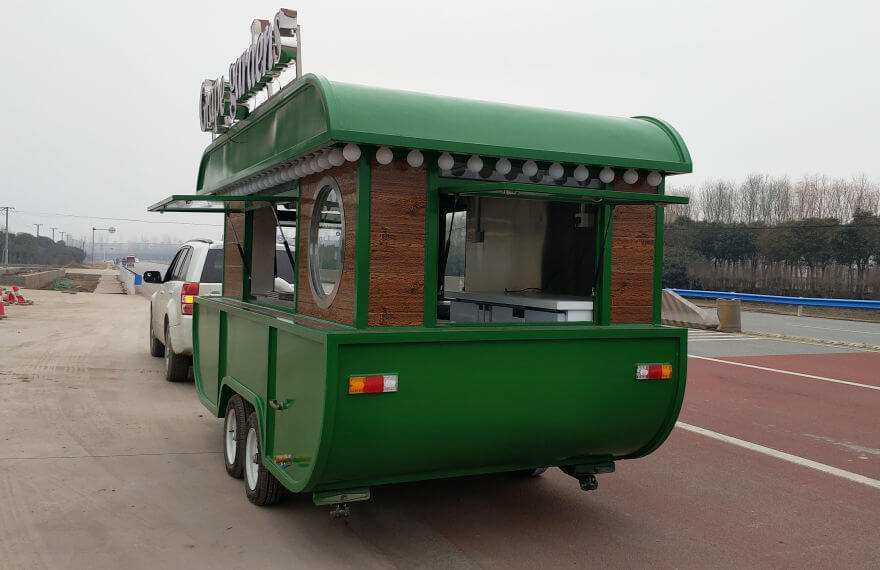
199,8,301,135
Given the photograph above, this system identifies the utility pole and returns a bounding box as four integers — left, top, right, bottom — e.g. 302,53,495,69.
59,231,65,242
51,227,57,241
34,223,42,238
0,206,11,266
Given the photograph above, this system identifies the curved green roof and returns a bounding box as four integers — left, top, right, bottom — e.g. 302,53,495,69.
197,74,691,194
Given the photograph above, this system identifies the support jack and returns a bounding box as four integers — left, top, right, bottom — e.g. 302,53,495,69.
578,474,598,491
561,461,614,492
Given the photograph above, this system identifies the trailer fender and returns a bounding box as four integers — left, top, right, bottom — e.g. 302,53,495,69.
219,376,267,441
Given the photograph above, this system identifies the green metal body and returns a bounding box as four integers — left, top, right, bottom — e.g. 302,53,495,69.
174,73,694,500
194,297,687,495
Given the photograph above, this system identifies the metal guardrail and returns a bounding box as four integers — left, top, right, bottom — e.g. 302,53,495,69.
670,289,880,310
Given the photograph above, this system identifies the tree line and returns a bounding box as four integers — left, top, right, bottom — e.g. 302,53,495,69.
1,231,86,266
664,174,880,299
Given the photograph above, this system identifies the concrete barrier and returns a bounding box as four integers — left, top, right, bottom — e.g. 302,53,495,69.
662,289,720,330
117,265,160,299
717,298,742,333
0,268,67,289
118,266,138,295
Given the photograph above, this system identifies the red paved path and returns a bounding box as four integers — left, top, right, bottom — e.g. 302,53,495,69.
683,353,880,478
390,351,880,568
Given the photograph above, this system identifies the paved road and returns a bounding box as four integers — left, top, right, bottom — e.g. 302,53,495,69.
741,310,880,346
686,329,856,357
1,282,878,568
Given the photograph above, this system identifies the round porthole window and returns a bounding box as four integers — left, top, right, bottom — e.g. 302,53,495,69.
308,177,345,308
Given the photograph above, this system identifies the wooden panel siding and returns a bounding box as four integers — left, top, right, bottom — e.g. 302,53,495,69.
296,162,358,325
610,204,655,324
223,212,244,300
369,160,427,327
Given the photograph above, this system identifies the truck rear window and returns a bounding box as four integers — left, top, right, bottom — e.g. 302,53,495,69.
201,249,223,283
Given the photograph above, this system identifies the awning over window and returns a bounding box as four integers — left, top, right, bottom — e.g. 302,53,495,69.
147,193,298,213
437,183,689,205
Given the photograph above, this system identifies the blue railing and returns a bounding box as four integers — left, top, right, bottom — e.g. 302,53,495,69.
670,289,880,310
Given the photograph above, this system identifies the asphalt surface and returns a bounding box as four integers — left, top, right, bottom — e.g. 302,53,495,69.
742,310,880,346
1,276,878,568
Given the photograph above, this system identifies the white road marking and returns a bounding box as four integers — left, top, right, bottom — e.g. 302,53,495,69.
688,337,762,342
676,422,880,491
688,354,880,391
787,323,880,336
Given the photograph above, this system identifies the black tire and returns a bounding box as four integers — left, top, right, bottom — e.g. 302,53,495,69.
149,311,164,357
224,395,248,478
164,321,190,382
244,412,283,506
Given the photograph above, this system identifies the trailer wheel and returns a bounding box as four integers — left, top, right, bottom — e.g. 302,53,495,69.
149,314,163,357
164,322,189,382
244,412,283,506
223,395,248,478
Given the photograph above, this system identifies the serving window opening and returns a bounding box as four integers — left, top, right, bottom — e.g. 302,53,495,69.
438,194,597,324
249,201,297,306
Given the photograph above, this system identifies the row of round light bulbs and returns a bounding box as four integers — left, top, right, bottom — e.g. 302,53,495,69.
229,143,364,194
227,143,663,194
374,146,662,186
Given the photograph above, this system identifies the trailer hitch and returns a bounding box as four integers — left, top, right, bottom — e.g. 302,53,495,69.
560,461,614,492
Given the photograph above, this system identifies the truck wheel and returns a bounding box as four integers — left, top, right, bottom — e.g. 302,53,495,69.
164,322,189,382
149,313,164,357
244,412,283,506
224,395,248,478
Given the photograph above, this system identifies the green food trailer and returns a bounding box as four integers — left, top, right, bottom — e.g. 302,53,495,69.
149,9,691,515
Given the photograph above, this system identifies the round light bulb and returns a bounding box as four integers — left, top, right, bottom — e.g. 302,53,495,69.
300,160,313,175
623,168,638,185
647,170,663,187
310,157,322,172
548,162,564,180
495,157,512,175
342,143,361,162
317,152,331,170
281,166,294,181
376,146,393,165
599,167,615,183
329,148,345,167
286,164,298,179
466,155,483,173
522,160,538,177
573,164,590,182
438,152,454,170
407,149,424,168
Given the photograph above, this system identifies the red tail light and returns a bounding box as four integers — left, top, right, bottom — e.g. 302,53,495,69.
636,363,672,380
181,282,199,315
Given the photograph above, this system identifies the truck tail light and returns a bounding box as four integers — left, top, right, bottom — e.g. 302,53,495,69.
349,375,398,394
636,363,672,380
181,282,199,315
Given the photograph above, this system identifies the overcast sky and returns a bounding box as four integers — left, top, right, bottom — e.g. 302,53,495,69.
2,0,878,246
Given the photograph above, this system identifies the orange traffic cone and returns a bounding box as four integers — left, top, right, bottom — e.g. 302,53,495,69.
0,291,7,318
3,290,13,304
12,286,32,306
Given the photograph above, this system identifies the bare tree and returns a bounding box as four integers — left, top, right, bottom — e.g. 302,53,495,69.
665,184,695,222
699,179,737,223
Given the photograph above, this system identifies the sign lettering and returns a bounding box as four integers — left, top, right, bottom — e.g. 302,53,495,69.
199,8,299,134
